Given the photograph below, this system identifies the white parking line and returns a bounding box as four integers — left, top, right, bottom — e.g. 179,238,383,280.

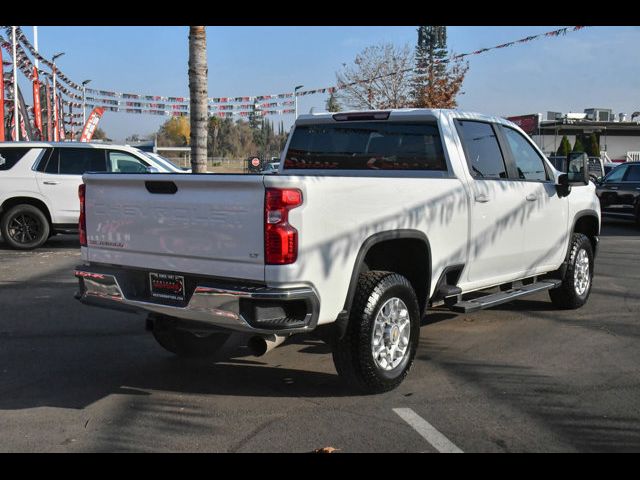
393,408,463,453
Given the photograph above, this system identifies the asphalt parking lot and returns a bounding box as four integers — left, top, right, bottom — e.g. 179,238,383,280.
1,220,639,452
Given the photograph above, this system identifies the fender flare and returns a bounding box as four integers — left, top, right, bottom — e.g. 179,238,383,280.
555,209,600,279
332,229,432,338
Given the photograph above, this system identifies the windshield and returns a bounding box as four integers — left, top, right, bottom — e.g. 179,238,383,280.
140,151,184,172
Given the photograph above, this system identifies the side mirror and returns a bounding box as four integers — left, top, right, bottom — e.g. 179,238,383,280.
566,152,589,185
556,173,571,197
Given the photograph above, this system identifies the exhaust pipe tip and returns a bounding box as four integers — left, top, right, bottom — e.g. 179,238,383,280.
247,334,288,357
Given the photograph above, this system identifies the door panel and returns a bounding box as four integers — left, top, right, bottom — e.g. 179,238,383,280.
35,148,107,224
466,179,527,285
499,126,569,272
598,164,629,216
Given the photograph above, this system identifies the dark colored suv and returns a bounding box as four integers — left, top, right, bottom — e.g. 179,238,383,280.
596,162,640,226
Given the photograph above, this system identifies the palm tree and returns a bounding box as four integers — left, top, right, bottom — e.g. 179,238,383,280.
189,26,208,173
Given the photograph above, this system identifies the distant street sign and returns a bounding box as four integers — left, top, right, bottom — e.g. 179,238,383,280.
251,157,260,167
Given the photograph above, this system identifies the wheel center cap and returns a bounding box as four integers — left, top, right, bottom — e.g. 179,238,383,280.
385,325,400,345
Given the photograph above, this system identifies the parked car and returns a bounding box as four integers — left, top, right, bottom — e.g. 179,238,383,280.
0,142,185,250
548,154,603,184
262,162,280,174
75,109,600,393
596,162,640,225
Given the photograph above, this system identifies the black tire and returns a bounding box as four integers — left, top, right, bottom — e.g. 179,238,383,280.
549,233,594,309
151,315,230,358
0,204,50,250
332,271,421,394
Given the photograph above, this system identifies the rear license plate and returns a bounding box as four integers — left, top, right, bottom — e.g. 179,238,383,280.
149,272,185,301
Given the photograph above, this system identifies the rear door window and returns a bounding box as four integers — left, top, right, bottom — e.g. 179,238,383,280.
625,165,640,182
455,120,508,179
604,165,628,183
284,121,447,171
0,147,32,171
56,148,107,175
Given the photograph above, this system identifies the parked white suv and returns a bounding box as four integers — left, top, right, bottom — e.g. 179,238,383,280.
0,142,185,250
74,109,601,393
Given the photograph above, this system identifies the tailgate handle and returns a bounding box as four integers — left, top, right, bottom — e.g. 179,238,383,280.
145,181,178,194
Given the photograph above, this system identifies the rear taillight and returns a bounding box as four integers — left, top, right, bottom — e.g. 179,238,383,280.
265,188,302,265
78,184,86,247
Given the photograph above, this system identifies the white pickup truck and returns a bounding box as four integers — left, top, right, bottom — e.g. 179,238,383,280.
74,109,601,393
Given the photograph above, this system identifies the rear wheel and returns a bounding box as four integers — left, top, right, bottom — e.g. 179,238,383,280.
332,271,420,394
0,204,50,250
150,314,230,358
549,233,594,309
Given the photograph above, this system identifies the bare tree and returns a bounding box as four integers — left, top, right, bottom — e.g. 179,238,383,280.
189,26,208,173
336,43,414,110
413,57,468,109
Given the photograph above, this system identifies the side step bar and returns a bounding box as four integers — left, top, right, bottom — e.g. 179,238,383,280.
449,279,562,313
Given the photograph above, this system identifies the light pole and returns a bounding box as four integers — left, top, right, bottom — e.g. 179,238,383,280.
52,52,64,142
33,26,38,70
294,85,303,119
82,79,91,127
11,27,20,141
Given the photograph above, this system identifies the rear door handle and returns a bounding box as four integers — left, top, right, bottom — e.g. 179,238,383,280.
526,194,538,201
609,186,618,190
43,181,59,185
475,194,490,203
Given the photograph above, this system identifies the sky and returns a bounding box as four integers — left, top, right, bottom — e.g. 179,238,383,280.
13,25,640,142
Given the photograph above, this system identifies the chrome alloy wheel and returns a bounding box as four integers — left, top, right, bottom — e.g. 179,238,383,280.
371,297,411,371
574,248,590,296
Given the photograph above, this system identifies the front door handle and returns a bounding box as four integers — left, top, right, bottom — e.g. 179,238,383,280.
475,194,490,203
43,181,59,185
526,194,538,201
609,186,618,190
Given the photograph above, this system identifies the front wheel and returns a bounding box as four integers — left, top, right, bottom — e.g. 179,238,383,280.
332,271,420,394
0,204,50,250
549,233,594,309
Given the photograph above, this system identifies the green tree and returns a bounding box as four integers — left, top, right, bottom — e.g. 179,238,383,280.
325,91,341,112
586,133,600,157
572,137,585,153
556,135,571,156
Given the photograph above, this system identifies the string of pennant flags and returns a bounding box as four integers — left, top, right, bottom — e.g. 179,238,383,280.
2,24,590,137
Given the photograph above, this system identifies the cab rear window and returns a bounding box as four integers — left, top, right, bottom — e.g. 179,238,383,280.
284,121,447,171
0,148,32,171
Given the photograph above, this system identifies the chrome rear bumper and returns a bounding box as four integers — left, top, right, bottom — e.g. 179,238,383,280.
74,265,319,335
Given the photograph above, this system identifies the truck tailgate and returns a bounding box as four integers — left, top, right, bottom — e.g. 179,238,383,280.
83,173,265,281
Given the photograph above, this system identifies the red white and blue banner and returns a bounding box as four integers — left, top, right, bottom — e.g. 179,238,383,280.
0,25,590,130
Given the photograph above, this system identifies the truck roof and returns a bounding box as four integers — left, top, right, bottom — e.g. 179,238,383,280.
296,108,518,129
